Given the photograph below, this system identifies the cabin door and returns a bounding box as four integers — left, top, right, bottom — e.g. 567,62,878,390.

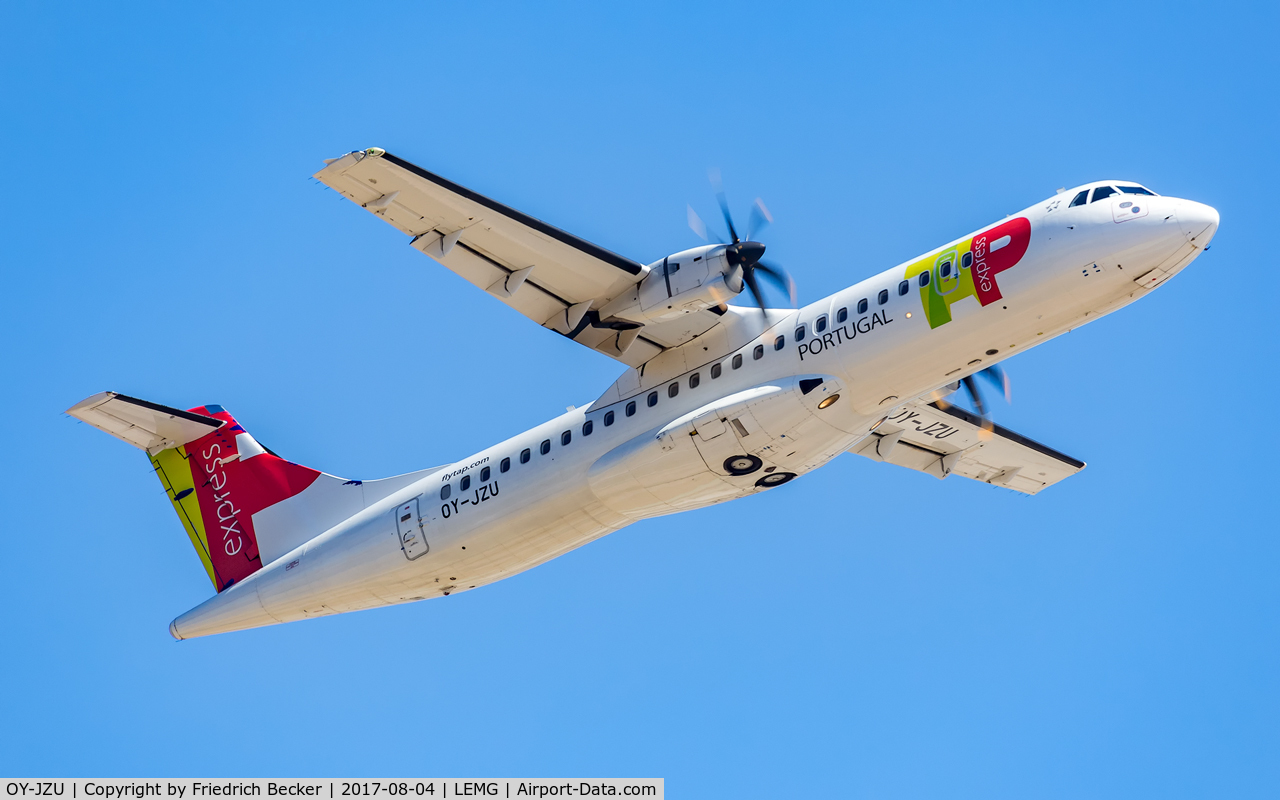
395,497,429,560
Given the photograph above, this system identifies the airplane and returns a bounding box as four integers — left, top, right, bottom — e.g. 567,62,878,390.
67,148,1219,639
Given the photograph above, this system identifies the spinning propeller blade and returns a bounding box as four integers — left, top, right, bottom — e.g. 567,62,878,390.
716,195,739,244
687,205,724,244
755,259,797,306
940,365,1012,433
697,171,797,315
960,375,988,418
746,198,773,241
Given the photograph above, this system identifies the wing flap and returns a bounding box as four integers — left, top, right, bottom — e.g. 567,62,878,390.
409,233,566,324
851,400,1084,495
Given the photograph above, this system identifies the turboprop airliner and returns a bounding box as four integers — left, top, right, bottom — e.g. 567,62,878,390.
68,148,1219,638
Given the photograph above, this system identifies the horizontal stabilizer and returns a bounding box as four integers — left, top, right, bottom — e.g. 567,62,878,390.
66,392,223,453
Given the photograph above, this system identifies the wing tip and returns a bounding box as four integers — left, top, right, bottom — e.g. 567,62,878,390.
65,390,118,419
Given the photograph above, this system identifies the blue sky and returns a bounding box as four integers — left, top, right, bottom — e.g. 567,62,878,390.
2,1,1277,795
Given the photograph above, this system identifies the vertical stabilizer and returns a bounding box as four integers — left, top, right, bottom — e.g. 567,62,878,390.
148,404,321,591
69,392,435,594
69,394,320,592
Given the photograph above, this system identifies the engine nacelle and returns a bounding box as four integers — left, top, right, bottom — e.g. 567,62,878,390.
600,245,740,325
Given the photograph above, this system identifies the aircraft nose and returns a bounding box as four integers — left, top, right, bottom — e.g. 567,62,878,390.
1176,199,1219,249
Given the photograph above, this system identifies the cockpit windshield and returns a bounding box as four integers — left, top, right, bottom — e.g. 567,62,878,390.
1070,183,1158,207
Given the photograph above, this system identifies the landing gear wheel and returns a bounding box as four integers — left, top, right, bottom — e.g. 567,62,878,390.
755,471,797,488
723,455,764,476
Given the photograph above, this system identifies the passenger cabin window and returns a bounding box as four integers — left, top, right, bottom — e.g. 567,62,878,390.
1069,189,1089,207
540,439,551,455
668,382,678,398
561,430,571,446
440,484,451,501
815,315,828,333
774,335,785,351
480,466,490,482
626,401,636,416
795,324,806,341
961,252,973,269
1119,185,1157,196
753,344,764,360
647,391,658,407
1091,186,1117,203
711,363,722,379
836,307,848,324
732,354,743,370
689,372,700,389
898,280,909,296
857,298,868,314
583,420,594,436
877,289,889,305
604,411,615,426
461,475,471,491
520,448,531,464
918,271,930,287
500,457,511,473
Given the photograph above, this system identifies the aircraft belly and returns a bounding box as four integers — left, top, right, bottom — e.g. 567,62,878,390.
486,500,629,577
257,515,409,620
588,376,857,519
349,481,635,602
168,494,409,637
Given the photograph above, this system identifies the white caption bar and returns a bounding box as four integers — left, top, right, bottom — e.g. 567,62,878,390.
0,781,662,800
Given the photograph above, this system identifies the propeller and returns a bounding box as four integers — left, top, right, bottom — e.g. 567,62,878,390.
688,171,796,314
935,364,1012,432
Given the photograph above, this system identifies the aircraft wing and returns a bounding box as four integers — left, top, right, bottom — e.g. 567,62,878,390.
313,148,679,367
849,400,1085,495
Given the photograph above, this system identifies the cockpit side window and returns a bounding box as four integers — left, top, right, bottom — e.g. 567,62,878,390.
1068,190,1089,207
1090,186,1117,203
1118,185,1157,196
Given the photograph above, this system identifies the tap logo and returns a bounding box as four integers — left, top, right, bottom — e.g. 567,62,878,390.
905,217,1031,328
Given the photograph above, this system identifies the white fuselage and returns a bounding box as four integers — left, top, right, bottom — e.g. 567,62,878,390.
171,183,1218,638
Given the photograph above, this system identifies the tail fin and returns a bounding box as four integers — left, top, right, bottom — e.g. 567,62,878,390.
69,393,329,592
151,404,322,592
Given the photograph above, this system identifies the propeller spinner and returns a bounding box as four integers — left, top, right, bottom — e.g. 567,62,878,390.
688,173,796,314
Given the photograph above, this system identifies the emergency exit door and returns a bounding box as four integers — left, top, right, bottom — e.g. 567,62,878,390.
395,497,429,560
